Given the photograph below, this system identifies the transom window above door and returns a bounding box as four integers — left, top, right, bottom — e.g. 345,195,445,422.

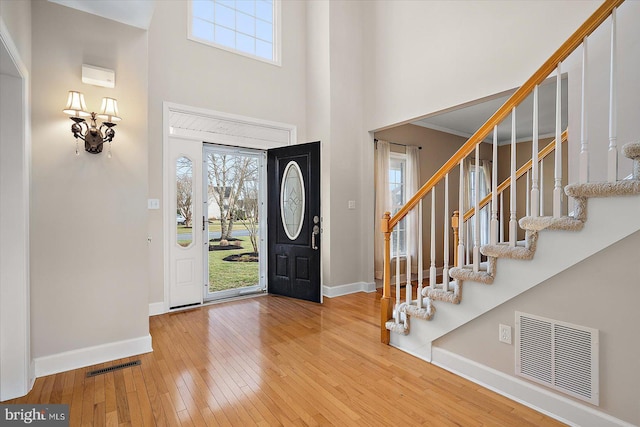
189,0,280,65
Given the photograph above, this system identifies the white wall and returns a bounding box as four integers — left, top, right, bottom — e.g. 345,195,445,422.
434,230,640,425
305,0,370,289
328,0,367,287
305,0,332,286
147,0,308,304
363,0,601,131
0,0,31,71
30,1,150,365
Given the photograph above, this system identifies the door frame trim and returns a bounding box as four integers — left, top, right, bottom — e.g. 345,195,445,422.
162,102,296,312
0,16,33,400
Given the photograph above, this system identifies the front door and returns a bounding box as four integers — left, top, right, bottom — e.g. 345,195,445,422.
267,142,321,302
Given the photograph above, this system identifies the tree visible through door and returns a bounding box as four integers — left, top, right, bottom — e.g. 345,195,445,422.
205,147,266,299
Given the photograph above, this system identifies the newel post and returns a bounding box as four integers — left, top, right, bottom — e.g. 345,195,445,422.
381,211,392,344
451,210,459,267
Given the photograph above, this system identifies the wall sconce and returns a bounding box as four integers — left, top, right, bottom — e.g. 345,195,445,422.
63,91,121,157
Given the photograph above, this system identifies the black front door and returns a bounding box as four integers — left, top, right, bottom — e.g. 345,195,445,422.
267,142,321,302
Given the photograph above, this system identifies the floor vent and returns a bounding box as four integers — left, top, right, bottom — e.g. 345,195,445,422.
515,312,599,405
86,360,141,378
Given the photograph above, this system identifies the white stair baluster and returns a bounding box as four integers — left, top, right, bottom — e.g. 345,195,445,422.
430,190,436,289
580,37,589,183
491,126,498,244
395,225,400,324
417,200,423,309
457,161,465,268
608,8,618,183
473,145,480,272
554,63,563,217
406,212,412,306
443,174,450,291
531,85,540,217
526,170,531,216
499,192,505,243
510,107,517,247
539,159,545,216
465,220,470,264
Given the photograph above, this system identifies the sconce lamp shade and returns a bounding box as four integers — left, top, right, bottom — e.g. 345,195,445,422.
63,91,90,117
97,97,121,123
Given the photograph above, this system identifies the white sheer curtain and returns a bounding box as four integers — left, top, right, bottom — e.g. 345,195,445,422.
480,160,492,245
374,141,390,280
465,159,492,247
406,146,420,271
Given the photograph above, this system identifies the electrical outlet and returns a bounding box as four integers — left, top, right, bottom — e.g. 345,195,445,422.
348,200,356,210
499,324,512,344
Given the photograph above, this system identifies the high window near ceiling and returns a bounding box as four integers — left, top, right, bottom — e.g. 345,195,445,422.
189,0,279,64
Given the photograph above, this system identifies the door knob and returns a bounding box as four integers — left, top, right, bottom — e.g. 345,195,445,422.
312,225,320,250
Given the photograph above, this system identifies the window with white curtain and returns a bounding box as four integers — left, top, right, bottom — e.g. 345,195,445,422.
389,153,406,257
468,162,491,245
189,0,279,64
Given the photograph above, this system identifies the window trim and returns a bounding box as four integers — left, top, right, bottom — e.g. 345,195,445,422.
187,0,282,66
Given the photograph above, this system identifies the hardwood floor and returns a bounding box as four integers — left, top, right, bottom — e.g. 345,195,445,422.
7,291,566,426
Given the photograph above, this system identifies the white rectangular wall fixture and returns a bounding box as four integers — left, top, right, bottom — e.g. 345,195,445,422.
515,311,599,405
82,64,115,88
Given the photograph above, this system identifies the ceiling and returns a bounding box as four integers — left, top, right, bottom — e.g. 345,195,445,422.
48,0,156,30
412,76,568,145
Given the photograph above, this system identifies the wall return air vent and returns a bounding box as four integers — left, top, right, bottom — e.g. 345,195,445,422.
515,312,599,405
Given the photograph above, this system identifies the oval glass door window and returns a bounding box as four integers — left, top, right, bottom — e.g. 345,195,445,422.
176,156,194,248
281,161,305,240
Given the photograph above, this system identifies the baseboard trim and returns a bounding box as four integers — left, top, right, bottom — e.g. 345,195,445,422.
323,282,376,298
34,334,153,378
431,347,635,427
149,302,166,316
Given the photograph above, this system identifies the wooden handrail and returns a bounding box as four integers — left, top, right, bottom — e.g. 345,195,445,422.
388,0,623,231
462,130,568,222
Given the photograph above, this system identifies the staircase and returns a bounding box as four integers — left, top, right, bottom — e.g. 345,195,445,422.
380,0,638,354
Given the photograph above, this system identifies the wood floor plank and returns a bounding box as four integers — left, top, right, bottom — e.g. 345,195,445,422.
94,365,106,405
3,293,567,426
93,401,106,427
114,370,131,425
80,376,95,427
131,365,155,427
68,369,85,427
126,391,144,427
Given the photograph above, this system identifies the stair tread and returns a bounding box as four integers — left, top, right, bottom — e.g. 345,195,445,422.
481,243,534,260
565,180,640,199
448,266,494,284
385,320,409,335
519,215,584,231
